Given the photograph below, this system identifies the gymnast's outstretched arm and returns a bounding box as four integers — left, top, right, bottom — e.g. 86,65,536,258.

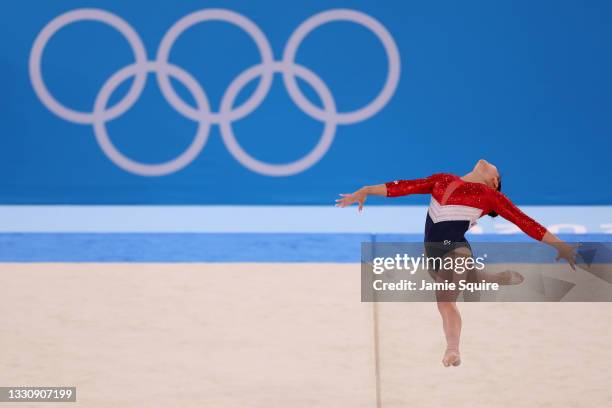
335,174,444,211
492,190,578,269
334,184,386,212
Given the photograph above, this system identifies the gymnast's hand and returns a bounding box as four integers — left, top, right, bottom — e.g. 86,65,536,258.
335,188,368,212
555,242,578,270
541,233,579,270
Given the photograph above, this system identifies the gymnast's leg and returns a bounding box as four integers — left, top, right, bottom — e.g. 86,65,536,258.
433,245,475,367
437,300,462,367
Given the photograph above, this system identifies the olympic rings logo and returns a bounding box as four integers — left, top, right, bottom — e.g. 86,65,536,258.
29,8,400,176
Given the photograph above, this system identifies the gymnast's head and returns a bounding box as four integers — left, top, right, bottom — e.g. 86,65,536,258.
474,159,500,191
474,159,502,217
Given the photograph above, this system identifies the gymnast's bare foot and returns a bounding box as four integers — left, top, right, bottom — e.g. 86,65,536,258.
496,270,524,285
480,270,524,285
442,348,461,367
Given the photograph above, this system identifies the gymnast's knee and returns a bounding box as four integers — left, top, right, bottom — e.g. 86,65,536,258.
437,301,457,314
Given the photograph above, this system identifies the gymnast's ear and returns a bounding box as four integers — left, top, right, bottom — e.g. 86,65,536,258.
488,177,502,217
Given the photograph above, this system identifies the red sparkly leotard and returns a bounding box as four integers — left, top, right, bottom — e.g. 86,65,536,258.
385,173,547,243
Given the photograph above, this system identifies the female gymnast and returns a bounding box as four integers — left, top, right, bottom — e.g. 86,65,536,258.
335,159,577,367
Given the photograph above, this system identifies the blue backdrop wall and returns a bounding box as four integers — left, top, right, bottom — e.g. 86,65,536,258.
1,0,610,204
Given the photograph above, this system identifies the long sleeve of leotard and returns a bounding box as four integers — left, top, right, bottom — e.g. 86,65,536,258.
491,191,547,241
385,173,445,197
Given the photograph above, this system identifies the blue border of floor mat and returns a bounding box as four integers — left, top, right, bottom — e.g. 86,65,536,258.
1,233,611,262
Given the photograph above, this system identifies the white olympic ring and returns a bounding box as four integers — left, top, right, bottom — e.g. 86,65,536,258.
94,61,211,176
29,7,401,176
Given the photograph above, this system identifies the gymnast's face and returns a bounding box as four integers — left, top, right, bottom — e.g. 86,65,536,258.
474,159,500,189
